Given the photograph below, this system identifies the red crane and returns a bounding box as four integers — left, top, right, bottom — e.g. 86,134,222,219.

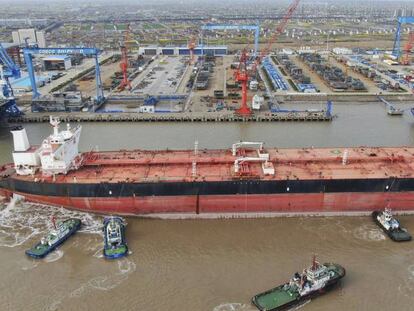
402,31,414,65
118,24,132,91
234,0,301,116
188,36,196,65
234,50,251,116
260,0,301,60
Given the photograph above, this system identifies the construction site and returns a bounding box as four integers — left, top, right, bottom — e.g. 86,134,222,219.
1,2,414,123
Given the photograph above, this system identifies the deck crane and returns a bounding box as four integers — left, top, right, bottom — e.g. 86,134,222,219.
118,24,132,91
233,0,301,116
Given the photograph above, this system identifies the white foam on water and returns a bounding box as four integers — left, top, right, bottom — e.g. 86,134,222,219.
93,246,104,258
287,299,311,310
63,257,137,304
47,295,65,311
213,303,254,311
20,259,39,271
353,224,386,241
0,200,102,249
50,257,137,310
398,264,414,297
44,249,64,263
69,284,89,298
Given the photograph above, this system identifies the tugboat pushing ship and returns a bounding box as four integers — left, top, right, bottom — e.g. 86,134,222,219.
372,209,412,241
3,117,414,216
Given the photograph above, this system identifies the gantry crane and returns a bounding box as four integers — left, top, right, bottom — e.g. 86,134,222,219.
23,47,105,109
233,0,301,116
393,16,414,58
0,43,22,117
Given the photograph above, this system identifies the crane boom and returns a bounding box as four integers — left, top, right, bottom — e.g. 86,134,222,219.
118,24,132,91
402,31,414,65
260,0,301,61
234,0,301,116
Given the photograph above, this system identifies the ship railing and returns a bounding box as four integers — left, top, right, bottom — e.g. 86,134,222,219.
234,157,268,173
232,142,263,156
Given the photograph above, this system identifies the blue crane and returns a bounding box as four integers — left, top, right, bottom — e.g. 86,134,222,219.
201,23,260,57
0,42,22,117
393,16,414,58
23,47,105,108
0,43,21,79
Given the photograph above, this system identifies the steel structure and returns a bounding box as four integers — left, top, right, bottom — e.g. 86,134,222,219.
234,50,251,116
188,36,196,64
201,23,260,57
393,16,414,58
259,0,300,60
0,43,22,117
0,43,20,79
23,47,104,105
118,24,132,91
402,31,414,65
234,0,300,116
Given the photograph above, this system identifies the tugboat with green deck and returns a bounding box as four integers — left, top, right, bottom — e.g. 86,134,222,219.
103,217,128,259
252,257,345,311
25,218,82,259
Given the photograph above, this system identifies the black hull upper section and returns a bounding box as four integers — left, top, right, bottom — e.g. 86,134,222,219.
2,177,414,198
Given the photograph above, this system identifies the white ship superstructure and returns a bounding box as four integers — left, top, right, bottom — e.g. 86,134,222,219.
11,116,82,176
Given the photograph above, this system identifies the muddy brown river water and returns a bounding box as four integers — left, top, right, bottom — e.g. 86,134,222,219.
2,102,414,310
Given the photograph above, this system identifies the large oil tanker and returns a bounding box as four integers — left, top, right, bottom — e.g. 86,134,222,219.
1,117,414,217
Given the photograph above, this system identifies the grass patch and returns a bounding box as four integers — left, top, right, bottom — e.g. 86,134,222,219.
104,23,115,30
116,24,128,31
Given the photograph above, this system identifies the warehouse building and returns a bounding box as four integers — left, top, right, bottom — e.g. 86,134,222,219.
42,55,72,71
138,45,227,56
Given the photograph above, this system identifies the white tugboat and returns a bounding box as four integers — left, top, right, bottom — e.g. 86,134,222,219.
372,208,411,242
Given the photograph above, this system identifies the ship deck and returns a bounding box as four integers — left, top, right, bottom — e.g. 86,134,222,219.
6,146,414,183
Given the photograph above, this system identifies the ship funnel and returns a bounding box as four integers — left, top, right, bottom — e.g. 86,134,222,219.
11,126,30,152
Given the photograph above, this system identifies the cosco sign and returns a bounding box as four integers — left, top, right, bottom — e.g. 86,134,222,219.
38,49,84,54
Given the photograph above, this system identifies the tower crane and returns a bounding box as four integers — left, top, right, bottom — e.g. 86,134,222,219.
233,0,301,116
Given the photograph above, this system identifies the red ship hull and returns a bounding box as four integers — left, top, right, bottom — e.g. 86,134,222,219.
3,189,414,217
4,145,414,217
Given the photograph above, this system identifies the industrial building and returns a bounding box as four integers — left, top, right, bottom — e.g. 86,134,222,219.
12,28,46,48
138,46,227,56
10,75,49,94
42,55,72,71
0,42,22,66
